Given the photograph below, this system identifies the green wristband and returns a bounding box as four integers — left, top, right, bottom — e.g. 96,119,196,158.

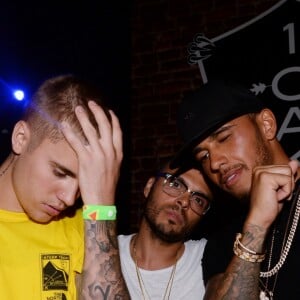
82,205,117,221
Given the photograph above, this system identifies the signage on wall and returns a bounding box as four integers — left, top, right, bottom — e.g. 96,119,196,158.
188,0,300,161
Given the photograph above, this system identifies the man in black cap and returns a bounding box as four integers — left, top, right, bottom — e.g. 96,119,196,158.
170,78,300,299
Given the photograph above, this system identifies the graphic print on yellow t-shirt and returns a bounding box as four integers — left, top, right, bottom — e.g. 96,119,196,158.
41,253,70,299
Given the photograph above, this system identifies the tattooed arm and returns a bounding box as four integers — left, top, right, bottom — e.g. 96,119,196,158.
78,221,129,299
204,162,298,300
62,101,130,299
203,224,266,300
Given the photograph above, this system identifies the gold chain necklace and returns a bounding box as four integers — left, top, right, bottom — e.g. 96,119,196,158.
259,228,276,300
260,193,300,278
132,236,178,300
259,186,300,300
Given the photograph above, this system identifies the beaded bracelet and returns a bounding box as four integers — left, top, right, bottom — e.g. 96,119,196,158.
82,205,117,221
233,233,265,263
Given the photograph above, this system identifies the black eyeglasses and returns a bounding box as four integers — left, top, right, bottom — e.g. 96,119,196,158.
157,172,211,215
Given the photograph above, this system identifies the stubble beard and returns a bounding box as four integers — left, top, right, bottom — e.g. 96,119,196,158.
143,199,192,243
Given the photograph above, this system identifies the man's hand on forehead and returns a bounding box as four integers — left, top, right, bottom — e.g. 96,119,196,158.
60,101,123,206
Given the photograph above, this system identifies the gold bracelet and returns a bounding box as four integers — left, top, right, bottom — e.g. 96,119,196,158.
236,233,264,255
233,233,265,263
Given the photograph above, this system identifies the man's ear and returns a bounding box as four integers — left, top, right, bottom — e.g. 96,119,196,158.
11,121,31,154
143,177,156,198
257,109,277,140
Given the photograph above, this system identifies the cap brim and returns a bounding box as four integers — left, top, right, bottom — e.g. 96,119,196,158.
169,143,195,170
171,79,266,170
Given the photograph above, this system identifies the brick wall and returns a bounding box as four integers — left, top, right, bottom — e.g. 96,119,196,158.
129,0,279,232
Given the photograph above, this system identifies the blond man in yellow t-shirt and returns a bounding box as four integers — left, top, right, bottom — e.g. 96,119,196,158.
0,75,129,299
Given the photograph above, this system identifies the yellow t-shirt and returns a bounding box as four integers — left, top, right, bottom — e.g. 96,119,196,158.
0,207,84,300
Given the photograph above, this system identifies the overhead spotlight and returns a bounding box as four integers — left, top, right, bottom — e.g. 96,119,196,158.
13,89,25,101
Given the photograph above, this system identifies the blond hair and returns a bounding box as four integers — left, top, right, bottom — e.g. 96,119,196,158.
23,74,110,149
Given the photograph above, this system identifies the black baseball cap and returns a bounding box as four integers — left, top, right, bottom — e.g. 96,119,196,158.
170,78,266,169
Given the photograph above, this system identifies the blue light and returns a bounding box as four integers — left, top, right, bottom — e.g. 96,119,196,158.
0,78,26,103
13,90,25,101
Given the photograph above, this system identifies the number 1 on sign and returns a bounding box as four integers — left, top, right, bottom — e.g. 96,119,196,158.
283,23,295,54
